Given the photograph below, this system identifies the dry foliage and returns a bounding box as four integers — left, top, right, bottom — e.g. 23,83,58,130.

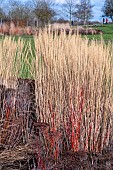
0,37,36,168
0,37,24,88
35,30,113,153
0,31,113,169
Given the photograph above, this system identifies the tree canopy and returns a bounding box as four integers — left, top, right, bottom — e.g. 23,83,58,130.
33,0,57,26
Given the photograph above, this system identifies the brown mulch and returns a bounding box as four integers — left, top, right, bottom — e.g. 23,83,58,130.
53,142,113,170
0,146,113,170
0,141,36,170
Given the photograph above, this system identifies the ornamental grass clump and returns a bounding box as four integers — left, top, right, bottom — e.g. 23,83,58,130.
0,30,113,169
35,29,113,154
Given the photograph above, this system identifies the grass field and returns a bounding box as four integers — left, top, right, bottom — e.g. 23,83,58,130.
85,23,113,41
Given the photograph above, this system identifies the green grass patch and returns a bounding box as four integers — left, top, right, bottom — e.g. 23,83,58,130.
85,23,113,41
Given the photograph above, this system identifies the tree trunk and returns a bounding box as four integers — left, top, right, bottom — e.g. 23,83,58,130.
70,12,72,26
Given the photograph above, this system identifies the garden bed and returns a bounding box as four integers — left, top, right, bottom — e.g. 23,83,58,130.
0,78,113,169
0,32,113,169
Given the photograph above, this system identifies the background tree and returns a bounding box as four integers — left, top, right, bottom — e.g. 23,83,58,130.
33,0,57,26
0,8,6,19
61,0,76,25
74,0,94,25
0,1,6,24
102,0,113,22
8,0,33,26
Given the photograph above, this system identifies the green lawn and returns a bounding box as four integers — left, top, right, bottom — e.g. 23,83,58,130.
85,23,113,41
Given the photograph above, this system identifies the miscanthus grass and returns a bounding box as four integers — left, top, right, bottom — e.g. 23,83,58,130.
0,31,113,169
35,29,113,153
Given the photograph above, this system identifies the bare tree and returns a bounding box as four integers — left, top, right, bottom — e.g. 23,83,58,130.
33,0,57,27
8,0,33,26
74,0,94,25
0,1,6,24
0,8,5,19
61,0,76,25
